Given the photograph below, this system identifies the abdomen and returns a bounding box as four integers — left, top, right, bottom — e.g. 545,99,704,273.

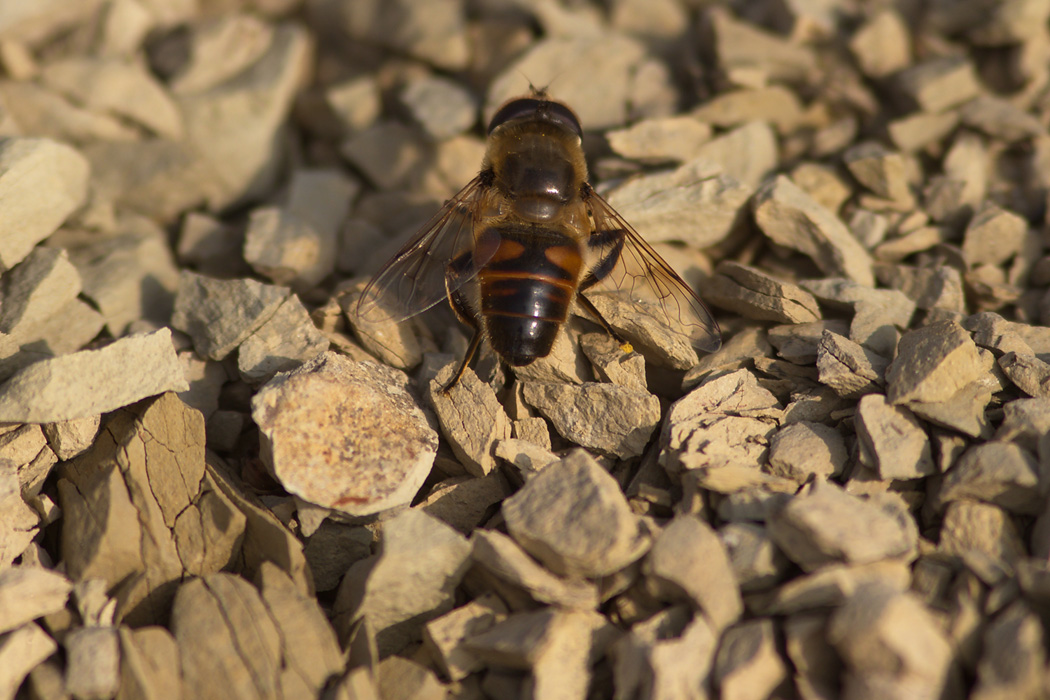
477,226,582,366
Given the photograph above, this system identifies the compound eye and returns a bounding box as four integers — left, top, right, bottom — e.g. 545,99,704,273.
545,101,582,138
487,98,544,134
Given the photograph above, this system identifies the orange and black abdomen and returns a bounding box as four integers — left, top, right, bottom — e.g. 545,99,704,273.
477,224,582,366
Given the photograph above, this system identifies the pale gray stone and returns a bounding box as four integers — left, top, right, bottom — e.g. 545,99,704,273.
66,214,181,334
502,449,650,579
470,529,598,609
607,115,712,163
0,329,187,423
0,137,89,271
939,500,1027,571
875,264,966,313
694,120,777,189
64,626,121,699
0,566,72,634
886,320,985,405
855,394,936,480
400,75,477,140
843,141,913,205
42,414,100,460
962,201,1028,268
522,381,661,460
849,8,911,78
713,620,788,700
815,330,888,399
828,584,953,699
238,295,329,384
720,521,789,593
768,481,917,572
767,421,848,482
605,157,752,251
801,278,915,356
171,271,289,361
703,261,821,324
333,508,471,655
40,56,182,139
895,56,981,113
999,352,1050,398
645,515,742,631
938,442,1041,515
753,175,875,287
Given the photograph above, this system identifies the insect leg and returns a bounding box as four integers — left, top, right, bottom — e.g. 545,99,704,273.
442,252,483,392
577,228,632,348
441,327,483,393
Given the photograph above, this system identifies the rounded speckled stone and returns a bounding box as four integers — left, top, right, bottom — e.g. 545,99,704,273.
251,352,438,517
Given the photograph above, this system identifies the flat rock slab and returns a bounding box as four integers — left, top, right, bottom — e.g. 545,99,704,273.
753,175,875,287
252,352,438,517
0,137,90,271
0,328,188,423
502,449,650,579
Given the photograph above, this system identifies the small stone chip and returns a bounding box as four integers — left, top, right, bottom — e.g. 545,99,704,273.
64,626,121,699
0,329,188,423
939,500,1027,571
895,56,981,113
768,481,917,572
237,295,329,384
171,271,289,361
937,442,1041,515
604,157,752,252
644,515,743,631
828,585,953,697
0,137,90,271
334,509,471,655
815,330,889,399
502,449,650,579
998,352,1050,398
252,353,438,517
470,529,598,609
428,363,513,477
849,8,911,78
855,394,936,480
767,421,847,482
423,593,507,681
0,567,72,635
753,175,875,287
522,381,661,460
885,320,985,405
703,261,821,324
713,619,788,700
962,202,1028,268
843,141,913,205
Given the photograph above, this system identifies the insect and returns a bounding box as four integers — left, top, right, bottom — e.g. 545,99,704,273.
356,92,721,391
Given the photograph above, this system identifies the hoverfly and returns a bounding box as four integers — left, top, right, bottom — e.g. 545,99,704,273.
356,92,721,391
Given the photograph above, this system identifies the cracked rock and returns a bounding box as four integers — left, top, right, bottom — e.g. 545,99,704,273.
815,330,888,399
171,271,289,361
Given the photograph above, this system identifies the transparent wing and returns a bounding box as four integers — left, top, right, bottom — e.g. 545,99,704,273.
356,176,496,324
583,188,722,353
